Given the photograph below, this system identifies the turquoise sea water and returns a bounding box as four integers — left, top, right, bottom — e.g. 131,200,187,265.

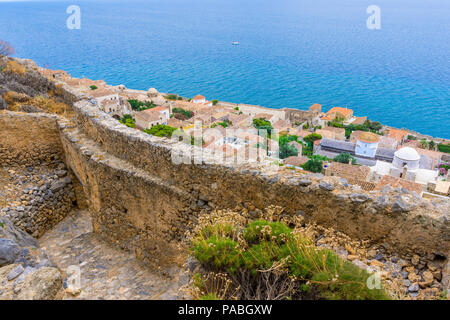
0,0,449,138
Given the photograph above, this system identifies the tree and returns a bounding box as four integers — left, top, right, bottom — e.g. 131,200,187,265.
172,107,193,119
302,158,323,173
428,140,435,150
303,133,322,144
253,118,273,136
0,40,14,57
119,114,136,128
420,139,428,149
279,144,298,159
212,100,219,105
333,152,356,165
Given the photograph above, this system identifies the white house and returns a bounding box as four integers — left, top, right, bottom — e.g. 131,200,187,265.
192,95,206,104
371,146,438,185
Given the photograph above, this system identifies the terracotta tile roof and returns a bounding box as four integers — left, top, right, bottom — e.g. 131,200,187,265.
375,175,423,195
136,109,162,122
326,107,354,117
283,156,309,167
272,119,289,130
309,104,322,113
379,136,398,149
89,88,117,98
193,95,205,100
387,128,408,143
326,162,371,181
151,106,169,112
321,115,334,121
346,178,376,191
351,116,367,125
167,118,184,128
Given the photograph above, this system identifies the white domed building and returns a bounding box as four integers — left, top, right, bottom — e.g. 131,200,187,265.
392,147,420,170
355,132,380,158
371,146,438,186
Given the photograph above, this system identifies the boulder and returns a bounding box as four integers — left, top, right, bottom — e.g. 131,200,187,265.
0,96,7,110
0,239,20,267
350,193,369,203
0,264,63,300
16,267,63,300
0,217,38,248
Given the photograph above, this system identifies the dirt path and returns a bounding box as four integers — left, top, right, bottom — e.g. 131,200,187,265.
39,210,186,300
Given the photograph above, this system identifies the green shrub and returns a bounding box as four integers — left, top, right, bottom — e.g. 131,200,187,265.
333,152,356,165
143,124,177,138
200,293,220,300
279,144,298,159
241,242,286,273
191,219,390,300
212,100,219,105
438,144,450,153
166,94,178,100
302,158,323,173
90,85,98,90
192,236,241,273
128,99,156,111
304,133,322,144
253,118,273,136
119,114,136,128
243,220,292,244
172,107,193,119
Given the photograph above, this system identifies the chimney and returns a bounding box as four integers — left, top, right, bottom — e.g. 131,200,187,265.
402,165,408,178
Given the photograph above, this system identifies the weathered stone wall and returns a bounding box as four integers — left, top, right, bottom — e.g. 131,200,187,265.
1,81,448,271
58,118,194,266
58,98,449,264
0,112,76,237
0,112,64,168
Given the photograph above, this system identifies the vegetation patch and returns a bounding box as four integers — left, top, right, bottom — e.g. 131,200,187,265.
189,208,391,300
119,114,136,128
143,124,177,138
438,144,450,154
172,107,193,120
3,60,27,74
127,99,156,111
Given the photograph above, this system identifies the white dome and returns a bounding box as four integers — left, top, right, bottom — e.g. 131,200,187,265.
394,147,420,161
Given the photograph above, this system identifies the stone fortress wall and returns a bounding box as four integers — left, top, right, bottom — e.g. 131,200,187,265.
0,112,77,237
1,78,449,272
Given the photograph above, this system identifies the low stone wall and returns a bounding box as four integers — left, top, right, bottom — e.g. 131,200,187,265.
58,119,194,266
1,166,76,238
61,98,449,263
0,112,76,237
0,112,64,168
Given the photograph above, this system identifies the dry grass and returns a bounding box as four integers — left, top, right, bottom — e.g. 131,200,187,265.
2,91,73,118
3,60,27,74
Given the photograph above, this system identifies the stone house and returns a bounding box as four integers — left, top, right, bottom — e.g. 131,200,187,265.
135,107,169,130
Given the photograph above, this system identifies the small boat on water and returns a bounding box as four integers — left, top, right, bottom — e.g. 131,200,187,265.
231,41,240,45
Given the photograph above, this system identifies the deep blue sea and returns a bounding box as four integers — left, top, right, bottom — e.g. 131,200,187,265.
0,0,449,138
